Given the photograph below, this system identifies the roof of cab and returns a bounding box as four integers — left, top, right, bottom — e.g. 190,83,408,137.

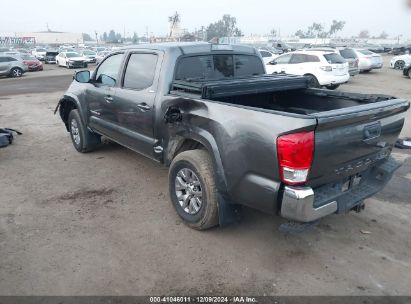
119,42,258,55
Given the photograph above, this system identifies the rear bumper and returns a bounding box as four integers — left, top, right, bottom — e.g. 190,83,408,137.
349,68,360,76
280,157,401,222
318,74,350,86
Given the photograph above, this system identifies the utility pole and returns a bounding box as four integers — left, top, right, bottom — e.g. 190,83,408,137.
95,31,98,45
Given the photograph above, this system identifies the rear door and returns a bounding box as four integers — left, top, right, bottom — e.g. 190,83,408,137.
266,53,291,74
307,99,410,187
0,57,9,74
111,51,161,159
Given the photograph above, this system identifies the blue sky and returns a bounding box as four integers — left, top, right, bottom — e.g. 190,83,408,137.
2,0,411,39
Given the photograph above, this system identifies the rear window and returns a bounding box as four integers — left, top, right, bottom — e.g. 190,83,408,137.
323,53,346,64
339,49,357,59
358,50,373,55
175,54,264,81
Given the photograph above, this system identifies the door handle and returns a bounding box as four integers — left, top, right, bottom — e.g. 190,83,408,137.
137,103,151,111
104,95,114,103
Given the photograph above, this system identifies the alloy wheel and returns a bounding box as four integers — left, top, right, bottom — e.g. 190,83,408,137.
175,168,203,215
70,119,81,145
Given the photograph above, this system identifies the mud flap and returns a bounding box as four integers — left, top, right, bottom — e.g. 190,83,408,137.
218,194,242,227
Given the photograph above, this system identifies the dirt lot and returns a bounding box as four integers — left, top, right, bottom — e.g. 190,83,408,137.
0,56,410,296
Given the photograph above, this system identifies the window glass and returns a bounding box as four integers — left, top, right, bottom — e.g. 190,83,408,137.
95,53,124,87
260,51,271,58
290,54,306,64
234,55,265,77
175,54,264,81
7,57,17,62
359,49,373,55
323,53,346,64
0,57,7,63
305,54,320,62
123,53,158,90
339,49,357,59
274,54,292,64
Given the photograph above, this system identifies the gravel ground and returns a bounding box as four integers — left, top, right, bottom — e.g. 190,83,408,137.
0,56,410,296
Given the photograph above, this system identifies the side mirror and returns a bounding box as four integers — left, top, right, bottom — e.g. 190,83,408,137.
269,61,277,65
74,70,90,83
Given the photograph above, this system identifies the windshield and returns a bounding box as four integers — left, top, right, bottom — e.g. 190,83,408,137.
37,48,47,52
175,54,264,81
323,53,346,64
66,52,81,58
83,50,96,55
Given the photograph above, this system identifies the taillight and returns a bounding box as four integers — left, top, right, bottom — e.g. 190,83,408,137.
320,66,332,72
277,131,314,185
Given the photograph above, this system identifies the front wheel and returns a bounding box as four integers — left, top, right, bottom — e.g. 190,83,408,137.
305,74,319,88
326,84,340,90
169,150,219,230
394,60,405,70
10,67,23,78
68,109,101,153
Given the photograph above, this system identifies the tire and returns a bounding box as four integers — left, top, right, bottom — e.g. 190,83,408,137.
83,63,88,68
408,69,411,79
168,150,219,230
68,109,101,153
9,67,23,78
305,74,319,88
66,62,70,69
394,60,405,70
326,84,340,90
362,69,371,73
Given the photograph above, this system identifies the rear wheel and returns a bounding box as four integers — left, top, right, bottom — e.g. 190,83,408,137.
10,67,23,78
169,150,219,230
305,74,319,88
68,109,100,153
394,60,405,70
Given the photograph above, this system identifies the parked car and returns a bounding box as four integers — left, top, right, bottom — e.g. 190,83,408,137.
258,49,279,64
354,49,383,72
92,47,107,53
44,51,59,64
390,54,411,70
403,63,411,78
56,52,87,68
307,47,359,76
20,54,43,71
80,50,97,63
0,55,28,77
32,47,48,61
390,45,411,55
265,50,349,89
55,43,408,230
95,51,110,64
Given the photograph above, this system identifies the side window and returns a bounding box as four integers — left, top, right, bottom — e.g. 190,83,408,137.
0,57,6,63
95,53,124,87
123,53,158,90
274,54,291,64
260,51,271,58
7,57,17,62
305,55,320,62
234,55,265,77
289,54,306,64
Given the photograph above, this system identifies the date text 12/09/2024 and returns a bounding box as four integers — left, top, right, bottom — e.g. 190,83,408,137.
149,296,257,303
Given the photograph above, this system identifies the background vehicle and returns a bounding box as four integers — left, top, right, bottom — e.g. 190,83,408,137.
55,43,408,230
20,54,43,71
0,55,28,77
403,63,411,78
44,51,59,64
265,50,349,89
258,49,278,64
354,49,383,72
80,50,97,63
32,47,47,60
308,47,359,76
95,51,110,64
390,54,411,69
56,52,87,68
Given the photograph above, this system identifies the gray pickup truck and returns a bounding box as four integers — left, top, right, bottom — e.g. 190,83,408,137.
56,42,409,230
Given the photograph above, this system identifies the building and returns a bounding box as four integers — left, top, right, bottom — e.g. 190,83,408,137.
16,31,83,45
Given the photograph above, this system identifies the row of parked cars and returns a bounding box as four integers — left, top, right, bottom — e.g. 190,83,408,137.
258,46,384,89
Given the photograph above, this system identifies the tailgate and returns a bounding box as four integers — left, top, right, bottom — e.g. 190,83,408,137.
307,99,409,187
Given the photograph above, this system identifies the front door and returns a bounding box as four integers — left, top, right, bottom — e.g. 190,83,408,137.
113,51,161,159
87,52,125,139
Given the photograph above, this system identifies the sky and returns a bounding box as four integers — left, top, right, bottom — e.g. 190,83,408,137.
1,0,411,39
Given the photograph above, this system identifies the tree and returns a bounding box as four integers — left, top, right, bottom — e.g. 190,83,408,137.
108,30,116,42
328,20,346,37
378,31,389,39
358,30,370,38
82,33,93,41
132,32,139,44
295,30,306,38
206,14,242,40
103,32,108,42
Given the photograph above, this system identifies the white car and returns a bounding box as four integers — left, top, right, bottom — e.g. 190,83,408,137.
79,50,97,63
56,52,87,69
390,54,411,70
32,47,47,61
265,50,349,89
258,49,279,64
354,49,383,72
95,51,110,64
